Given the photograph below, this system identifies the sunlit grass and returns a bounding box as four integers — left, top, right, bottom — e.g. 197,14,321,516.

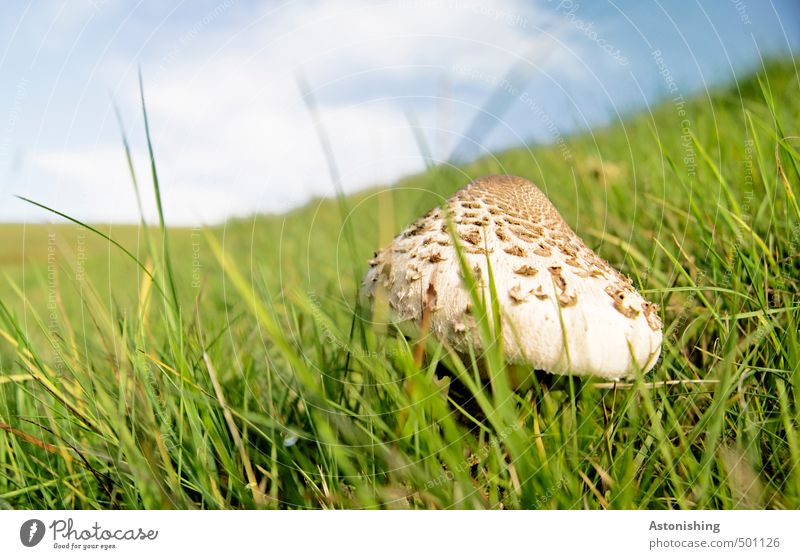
0,60,798,509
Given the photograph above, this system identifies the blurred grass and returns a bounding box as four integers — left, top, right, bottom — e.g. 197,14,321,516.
0,59,798,509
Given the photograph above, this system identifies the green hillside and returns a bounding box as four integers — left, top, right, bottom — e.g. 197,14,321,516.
0,59,798,509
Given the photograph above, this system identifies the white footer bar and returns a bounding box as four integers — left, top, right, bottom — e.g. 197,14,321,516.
1,510,797,558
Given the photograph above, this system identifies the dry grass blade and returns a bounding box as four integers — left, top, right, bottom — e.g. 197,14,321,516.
203,352,266,506
591,379,720,389
0,421,61,453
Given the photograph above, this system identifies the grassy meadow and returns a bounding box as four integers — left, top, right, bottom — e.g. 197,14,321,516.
0,59,798,509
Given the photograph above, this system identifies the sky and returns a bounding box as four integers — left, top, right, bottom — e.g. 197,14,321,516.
1,0,798,225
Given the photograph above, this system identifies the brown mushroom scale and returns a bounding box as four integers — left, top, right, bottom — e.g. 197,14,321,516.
363,175,662,380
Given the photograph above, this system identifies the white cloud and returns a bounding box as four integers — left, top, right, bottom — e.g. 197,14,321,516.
21,0,568,224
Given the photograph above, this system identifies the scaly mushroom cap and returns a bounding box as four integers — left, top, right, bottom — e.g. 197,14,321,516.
363,175,662,380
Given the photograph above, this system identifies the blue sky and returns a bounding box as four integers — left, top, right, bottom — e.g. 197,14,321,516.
1,0,798,224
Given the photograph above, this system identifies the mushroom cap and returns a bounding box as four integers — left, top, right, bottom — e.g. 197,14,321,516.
363,175,662,380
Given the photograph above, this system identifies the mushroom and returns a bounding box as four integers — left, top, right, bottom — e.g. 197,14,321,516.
362,175,662,381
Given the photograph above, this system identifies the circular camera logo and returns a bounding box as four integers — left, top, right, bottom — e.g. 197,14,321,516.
20,519,45,547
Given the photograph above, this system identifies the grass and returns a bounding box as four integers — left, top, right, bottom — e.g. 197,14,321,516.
0,59,798,510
